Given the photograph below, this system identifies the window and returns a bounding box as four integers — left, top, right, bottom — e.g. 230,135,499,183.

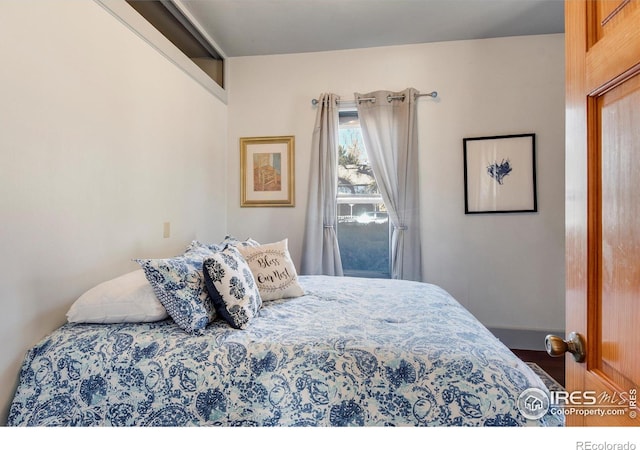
337,109,390,278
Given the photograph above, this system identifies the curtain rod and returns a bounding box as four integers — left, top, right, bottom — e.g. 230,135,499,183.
311,91,437,106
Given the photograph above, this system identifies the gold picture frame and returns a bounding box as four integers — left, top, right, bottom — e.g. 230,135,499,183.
240,136,295,207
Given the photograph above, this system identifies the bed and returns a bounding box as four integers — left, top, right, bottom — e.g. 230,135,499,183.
7,238,560,427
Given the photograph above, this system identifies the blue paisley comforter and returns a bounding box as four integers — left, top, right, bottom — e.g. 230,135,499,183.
8,276,558,426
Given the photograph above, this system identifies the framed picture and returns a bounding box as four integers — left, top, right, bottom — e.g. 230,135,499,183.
463,133,537,214
240,135,295,207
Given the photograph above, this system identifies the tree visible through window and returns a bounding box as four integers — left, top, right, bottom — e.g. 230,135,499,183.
337,110,390,278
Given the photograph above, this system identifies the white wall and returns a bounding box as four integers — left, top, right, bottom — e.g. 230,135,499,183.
226,35,565,344
0,0,227,423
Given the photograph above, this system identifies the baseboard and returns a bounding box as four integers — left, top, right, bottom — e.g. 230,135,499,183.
489,327,565,351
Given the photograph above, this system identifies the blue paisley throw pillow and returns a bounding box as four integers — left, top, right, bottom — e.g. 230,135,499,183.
135,254,216,333
202,246,262,329
184,240,223,254
184,237,259,255
220,235,260,248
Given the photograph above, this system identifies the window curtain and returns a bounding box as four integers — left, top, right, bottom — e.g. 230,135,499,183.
355,88,422,281
300,93,344,276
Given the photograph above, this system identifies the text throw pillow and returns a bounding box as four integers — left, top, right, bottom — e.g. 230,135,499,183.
237,239,304,301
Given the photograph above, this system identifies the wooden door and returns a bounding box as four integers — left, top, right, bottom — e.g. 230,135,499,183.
565,0,640,426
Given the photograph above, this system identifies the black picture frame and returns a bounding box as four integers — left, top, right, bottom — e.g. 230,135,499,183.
463,133,537,214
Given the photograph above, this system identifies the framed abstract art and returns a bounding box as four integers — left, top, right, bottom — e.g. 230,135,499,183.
463,133,537,214
240,135,295,207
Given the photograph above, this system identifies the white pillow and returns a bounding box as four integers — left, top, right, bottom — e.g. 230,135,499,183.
67,270,168,323
237,239,305,301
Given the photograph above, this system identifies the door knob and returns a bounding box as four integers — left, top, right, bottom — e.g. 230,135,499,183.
545,332,586,362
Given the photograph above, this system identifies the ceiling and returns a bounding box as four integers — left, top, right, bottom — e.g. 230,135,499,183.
180,0,565,58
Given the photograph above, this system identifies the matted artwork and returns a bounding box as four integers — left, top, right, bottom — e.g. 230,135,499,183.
240,136,295,207
463,133,537,214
